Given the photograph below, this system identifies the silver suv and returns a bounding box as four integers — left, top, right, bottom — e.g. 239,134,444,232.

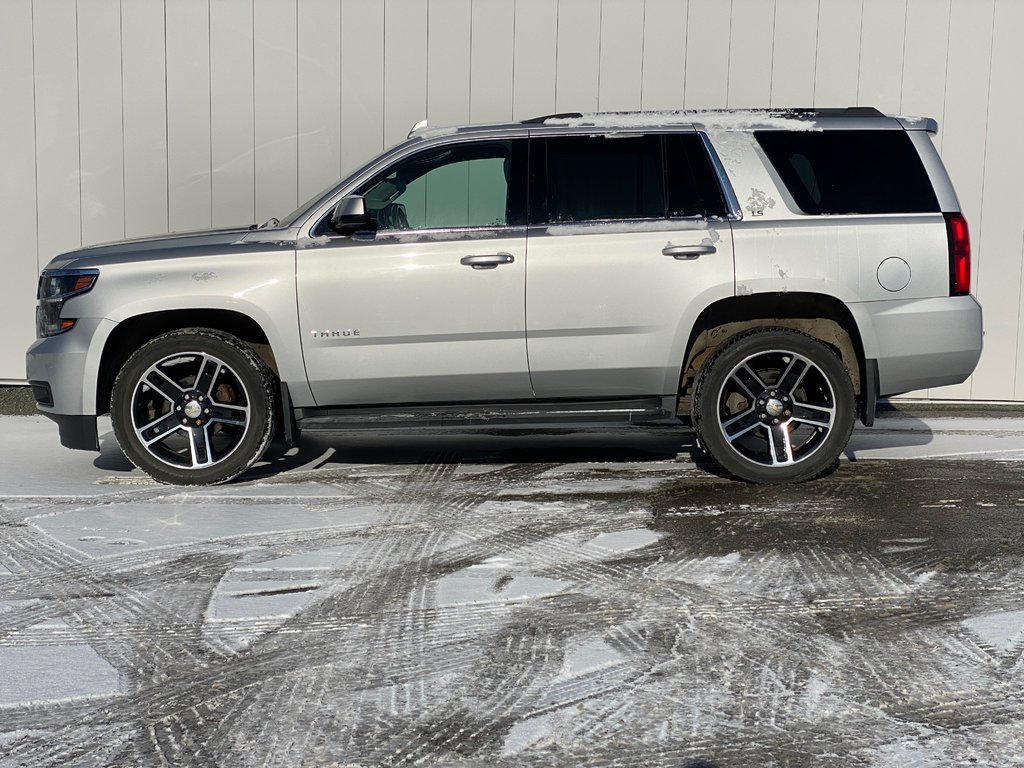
26,108,982,485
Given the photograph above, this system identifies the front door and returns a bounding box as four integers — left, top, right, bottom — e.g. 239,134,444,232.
297,139,532,406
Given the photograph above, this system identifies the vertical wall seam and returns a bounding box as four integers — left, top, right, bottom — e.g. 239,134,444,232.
467,0,474,123
424,0,429,123
638,0,646,109
811,0,821,104
251,0,256,220
974,2,997,294
594,0,602,110
295,0,299,208
898,0,910,111
553,0,560,110
768,0,778,106
31,0,41,270
382,0,387,146
74,0,83,248
1015,229,1024,396
119,0,126,237
939,0,953,154
970,1,998,399
855,0,864,104
682,0,690,106
163,0,169,231
724,0,733,107
344,0,348,179
207,0,212,227
510,0,517,117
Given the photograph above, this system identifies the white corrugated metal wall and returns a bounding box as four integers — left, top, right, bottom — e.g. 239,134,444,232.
1,0,1022,400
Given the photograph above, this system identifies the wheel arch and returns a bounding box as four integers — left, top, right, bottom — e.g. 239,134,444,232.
96,309,277,415
677,292,866,416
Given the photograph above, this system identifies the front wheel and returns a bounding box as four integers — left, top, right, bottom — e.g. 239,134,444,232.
110,328,277,485
692,329,856,483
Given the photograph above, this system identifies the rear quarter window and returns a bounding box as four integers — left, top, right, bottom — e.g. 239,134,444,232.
755,130,939,215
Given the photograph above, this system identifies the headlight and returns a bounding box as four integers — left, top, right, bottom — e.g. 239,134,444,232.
36,268,99,337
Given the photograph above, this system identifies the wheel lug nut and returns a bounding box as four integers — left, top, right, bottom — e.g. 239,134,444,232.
772,418,779,425
176,406,181,411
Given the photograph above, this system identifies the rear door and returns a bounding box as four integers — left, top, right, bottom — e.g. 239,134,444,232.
524,130,736,398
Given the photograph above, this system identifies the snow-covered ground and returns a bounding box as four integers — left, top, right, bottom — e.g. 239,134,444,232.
1,413,1024,766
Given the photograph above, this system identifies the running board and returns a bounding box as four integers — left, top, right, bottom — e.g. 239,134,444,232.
294,397,679,432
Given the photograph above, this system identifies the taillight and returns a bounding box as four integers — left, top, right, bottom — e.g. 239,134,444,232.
945,212,970,296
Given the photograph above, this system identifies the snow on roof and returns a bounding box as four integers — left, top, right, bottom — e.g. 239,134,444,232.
542,109,830,131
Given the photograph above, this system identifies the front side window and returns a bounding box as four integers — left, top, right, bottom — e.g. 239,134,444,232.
357,140,523,231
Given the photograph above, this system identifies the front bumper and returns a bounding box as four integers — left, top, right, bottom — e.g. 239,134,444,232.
25,317,114,451
40,412,99,451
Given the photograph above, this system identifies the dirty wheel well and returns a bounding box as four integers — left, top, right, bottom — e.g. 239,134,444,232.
677,293,865,417
96,310,276,415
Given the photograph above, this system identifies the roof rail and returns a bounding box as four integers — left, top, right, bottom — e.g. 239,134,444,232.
521,107,886,126
783,107,885,118
522,112,583,124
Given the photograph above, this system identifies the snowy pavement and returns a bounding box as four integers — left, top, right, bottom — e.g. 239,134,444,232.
2,413,1024,766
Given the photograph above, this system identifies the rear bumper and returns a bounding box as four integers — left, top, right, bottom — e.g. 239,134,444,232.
858,295,983,396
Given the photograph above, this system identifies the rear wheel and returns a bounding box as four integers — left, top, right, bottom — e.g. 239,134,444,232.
692,329,855,483
110,329,276,485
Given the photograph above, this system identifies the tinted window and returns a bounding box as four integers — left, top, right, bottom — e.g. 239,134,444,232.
358,141,520,231
540,135,664,223
756,130,939,215
666,134,729,218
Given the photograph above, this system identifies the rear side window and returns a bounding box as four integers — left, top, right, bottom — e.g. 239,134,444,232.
533,134,727,224
755,130,939,215
665,134,728,218
540,135,663,223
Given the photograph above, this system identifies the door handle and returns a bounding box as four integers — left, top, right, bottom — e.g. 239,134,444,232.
460,252,515,270
663,244,716,260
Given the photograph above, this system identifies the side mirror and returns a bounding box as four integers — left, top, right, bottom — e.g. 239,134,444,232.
329,195,375,234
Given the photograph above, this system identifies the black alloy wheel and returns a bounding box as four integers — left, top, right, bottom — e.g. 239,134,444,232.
111,329,276,485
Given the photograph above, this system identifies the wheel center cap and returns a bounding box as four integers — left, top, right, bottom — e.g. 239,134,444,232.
765,398,785,417
183,399,202,419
